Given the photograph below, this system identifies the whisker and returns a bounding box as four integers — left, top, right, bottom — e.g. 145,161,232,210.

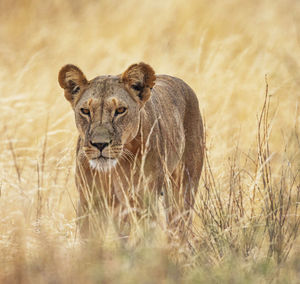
123,148,134,158
120,153,132,164
122,149,135,162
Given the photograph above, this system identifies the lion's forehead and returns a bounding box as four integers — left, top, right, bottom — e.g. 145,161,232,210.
86,77,121,96
77,78,135,110
80,76,129,102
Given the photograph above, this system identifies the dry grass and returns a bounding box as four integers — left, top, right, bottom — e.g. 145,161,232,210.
0,0,299,283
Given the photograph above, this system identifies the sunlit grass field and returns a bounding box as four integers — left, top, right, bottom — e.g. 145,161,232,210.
0,0,299,283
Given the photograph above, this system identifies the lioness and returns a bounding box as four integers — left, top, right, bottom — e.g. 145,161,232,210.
58,62,204,235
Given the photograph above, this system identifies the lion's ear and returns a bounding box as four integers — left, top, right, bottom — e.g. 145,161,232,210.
58,64,88,106
121,62,156,106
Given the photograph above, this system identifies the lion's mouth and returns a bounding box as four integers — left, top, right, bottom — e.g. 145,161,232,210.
89,156,117,172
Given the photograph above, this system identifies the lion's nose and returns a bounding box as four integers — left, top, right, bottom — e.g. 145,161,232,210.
91,142,109,152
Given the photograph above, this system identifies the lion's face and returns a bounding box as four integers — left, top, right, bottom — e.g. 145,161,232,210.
75,78,141,171
58,63,156,171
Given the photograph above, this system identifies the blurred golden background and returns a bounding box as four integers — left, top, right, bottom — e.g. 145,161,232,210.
0,0,299,283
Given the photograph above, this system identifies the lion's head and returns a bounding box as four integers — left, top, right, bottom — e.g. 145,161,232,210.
58,63,156,171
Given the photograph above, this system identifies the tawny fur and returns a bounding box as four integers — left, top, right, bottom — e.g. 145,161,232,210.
58,62,204,236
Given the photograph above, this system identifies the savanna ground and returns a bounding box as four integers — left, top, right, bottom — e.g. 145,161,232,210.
0,0,299,283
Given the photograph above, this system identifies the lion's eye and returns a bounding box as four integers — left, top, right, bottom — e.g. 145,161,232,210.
80,108,90,116
115,107,127,116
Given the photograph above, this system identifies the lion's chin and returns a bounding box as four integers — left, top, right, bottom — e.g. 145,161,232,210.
89,157,117,172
